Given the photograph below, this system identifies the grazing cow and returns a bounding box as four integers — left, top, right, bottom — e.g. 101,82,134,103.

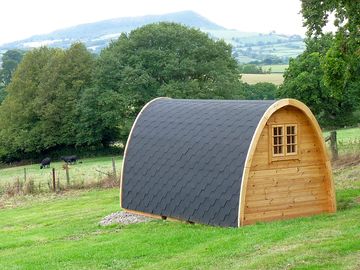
40,157,51,169
61,155,79,165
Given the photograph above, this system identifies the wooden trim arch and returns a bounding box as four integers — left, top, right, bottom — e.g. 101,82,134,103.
238,98,336,226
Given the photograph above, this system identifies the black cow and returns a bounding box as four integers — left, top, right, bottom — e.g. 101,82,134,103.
40,157,51,169
61,155,79,165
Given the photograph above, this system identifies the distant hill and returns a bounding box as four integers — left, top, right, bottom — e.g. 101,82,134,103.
0,10,304,63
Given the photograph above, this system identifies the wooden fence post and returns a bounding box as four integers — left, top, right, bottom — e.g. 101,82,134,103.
16,177,20,193
57,172,60,191
112,157,117,180
24,168,27,183
330,131,338,161
52,168,56,192
65,164,70,186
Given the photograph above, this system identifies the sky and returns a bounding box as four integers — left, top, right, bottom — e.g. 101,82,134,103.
0,0,307,45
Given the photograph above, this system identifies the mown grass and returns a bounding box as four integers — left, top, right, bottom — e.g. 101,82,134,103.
241,73,284,85
0,164,359,269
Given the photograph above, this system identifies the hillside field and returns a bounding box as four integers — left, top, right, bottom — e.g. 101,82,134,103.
241,73,284,85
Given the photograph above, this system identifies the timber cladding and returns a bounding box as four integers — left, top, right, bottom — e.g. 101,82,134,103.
120,98,336,227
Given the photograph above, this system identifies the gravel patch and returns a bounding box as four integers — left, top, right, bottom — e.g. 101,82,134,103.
99,211,152,226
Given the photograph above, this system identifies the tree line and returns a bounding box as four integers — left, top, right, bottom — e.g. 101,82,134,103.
0,23,277,162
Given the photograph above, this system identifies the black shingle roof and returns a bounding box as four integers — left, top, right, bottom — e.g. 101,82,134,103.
122,98,276,227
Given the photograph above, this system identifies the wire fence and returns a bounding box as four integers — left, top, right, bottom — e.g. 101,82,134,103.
0,157,121,197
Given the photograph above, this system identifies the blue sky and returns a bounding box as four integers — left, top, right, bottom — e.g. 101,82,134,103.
0,0,306,45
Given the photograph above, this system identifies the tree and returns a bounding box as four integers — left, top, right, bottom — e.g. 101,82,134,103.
238,64,266,74
0,47,57,159
0,44,95,160
36,43,95,148
86,22,243,144
0,49,24,103
278,34,355,126
299,0,360,126
243,82,277,100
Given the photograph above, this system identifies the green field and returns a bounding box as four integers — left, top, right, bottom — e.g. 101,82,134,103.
323,127,360,142
323,127,360,155
0,166,359,269
241,73,284,85
262,64,288,73
0,156,122,192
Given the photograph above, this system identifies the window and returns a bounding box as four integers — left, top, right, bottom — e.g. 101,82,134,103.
286,125,297,155
271,124,298,159
272,125,283,156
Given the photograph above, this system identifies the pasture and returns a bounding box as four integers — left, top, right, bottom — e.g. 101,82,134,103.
323,127,360,155
0,156,122,193
241,73,284,85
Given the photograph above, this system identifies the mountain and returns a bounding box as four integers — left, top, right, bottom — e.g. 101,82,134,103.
0,10,304,63
0,11,224,51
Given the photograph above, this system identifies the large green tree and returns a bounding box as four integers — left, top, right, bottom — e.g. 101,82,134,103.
36,43,95,148
0,44,95,160
83,22,243,144
303,0,360,123
280,1,359,127
278,35,341,126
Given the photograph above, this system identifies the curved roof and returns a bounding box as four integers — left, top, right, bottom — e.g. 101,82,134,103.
121,98,276,227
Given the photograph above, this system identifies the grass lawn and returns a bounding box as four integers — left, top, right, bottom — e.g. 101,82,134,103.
0,156,122,189
241,73,284,86
0,164,359,269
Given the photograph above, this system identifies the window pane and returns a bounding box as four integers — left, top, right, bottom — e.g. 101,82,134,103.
287,145,291,153
291,126,295,134
278,127,282,135
274,128,277,135
287,126,291,134
279,137,282,145
279,146,283,154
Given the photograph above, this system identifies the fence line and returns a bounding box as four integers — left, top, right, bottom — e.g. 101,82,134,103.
0,158,121,196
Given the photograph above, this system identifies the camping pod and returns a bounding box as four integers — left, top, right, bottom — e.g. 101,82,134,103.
120,98,336,227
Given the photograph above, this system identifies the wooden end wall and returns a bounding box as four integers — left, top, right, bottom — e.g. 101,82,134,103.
243,106,334,225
